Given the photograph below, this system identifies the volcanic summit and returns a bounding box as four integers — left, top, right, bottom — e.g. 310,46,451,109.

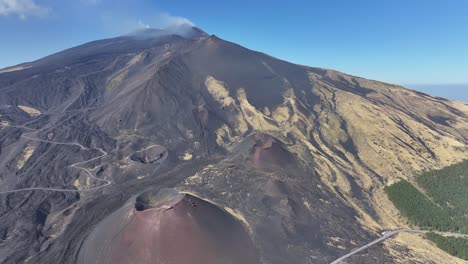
0,25,467,264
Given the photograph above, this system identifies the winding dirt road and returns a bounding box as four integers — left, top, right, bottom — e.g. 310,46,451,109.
0,106,112,194
330,229,468,263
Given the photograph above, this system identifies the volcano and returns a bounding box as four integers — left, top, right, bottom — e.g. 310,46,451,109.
0,25,467,264
78,188,259,264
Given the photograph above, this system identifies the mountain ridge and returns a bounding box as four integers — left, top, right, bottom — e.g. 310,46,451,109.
0,30,467,263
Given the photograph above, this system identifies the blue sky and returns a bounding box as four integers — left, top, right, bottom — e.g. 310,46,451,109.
0,0,467,101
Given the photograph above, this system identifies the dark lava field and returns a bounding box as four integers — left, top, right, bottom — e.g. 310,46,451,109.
0,26,467,263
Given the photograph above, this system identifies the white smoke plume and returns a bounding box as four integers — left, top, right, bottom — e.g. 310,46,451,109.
137,19,150,29
157,13,195,28
101,9,197,37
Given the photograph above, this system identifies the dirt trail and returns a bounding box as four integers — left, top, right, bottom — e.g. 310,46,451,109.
0,105,112,194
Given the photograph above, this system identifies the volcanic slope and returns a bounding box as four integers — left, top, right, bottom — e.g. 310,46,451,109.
78,188,259,264
0,26,467,263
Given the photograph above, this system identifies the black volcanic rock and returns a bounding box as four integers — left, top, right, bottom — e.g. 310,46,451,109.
0,26,467,264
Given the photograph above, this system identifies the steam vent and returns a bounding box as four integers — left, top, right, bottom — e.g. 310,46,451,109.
77,188,259,264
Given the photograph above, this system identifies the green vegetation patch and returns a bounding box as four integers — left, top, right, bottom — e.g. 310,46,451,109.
426,232,468,260
385,160,468,260
385,160,468,234
417,160,468,234
384,180,451,231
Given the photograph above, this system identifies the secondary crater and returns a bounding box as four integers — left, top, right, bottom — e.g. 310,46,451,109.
129,145,168,164
134,188,185,211
78,188,260,264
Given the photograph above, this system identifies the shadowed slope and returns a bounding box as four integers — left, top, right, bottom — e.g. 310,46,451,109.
0,27,467,264
250,133,295,169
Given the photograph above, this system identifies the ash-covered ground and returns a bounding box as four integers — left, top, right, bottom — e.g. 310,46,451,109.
1,25,467,264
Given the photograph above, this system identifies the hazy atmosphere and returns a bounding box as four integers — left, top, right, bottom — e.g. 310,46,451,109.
407,84,468,102
1,0,467,101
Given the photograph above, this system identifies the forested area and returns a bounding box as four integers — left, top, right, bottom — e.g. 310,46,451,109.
426,233,468,260
385,160,468,234
384,180,452,231
417,160,468,234
385,160,468,260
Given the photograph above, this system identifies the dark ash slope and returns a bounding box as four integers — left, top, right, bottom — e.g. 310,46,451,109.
0,26,467,264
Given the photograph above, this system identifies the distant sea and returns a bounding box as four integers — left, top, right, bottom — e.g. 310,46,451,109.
406,84,468,103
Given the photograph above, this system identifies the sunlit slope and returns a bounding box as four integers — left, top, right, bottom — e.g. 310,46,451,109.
0,30,467,263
